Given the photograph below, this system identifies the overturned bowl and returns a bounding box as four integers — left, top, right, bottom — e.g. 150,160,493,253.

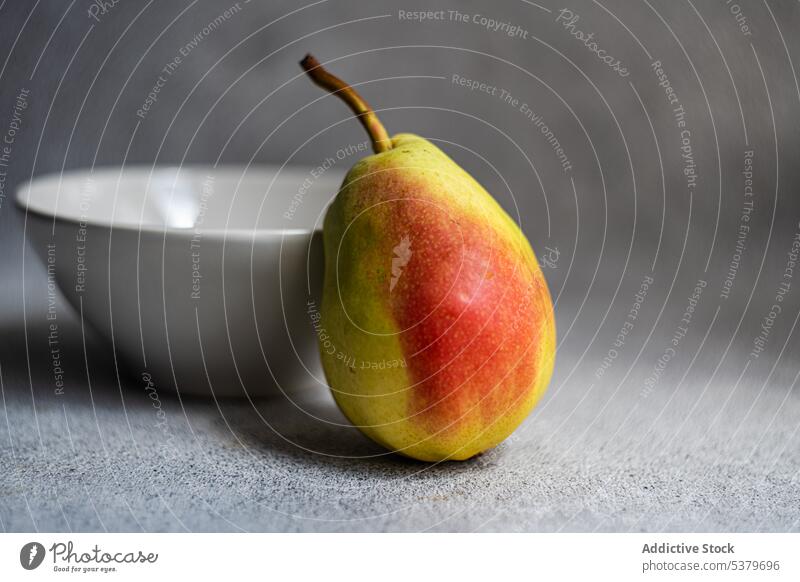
17,165,342,398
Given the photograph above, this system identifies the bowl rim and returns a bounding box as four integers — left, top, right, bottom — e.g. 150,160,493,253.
15,164,340,238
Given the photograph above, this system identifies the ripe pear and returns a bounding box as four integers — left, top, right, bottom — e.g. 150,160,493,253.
301,55,555,461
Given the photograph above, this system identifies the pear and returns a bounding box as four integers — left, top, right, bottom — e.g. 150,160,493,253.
301,55,555,461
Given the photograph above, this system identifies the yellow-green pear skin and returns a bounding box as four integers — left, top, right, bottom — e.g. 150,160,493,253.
319,134,556,461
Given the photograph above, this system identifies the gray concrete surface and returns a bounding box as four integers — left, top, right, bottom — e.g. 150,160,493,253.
1,0,800,531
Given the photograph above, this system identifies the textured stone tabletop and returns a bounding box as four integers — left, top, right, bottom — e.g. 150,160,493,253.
2,268,799,532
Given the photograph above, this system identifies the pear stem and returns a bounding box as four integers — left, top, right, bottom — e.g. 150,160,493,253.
300,54,392,154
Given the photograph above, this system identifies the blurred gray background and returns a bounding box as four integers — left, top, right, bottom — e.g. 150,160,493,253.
1,0,799,531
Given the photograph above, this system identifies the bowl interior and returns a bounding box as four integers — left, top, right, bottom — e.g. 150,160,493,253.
17,165,345,234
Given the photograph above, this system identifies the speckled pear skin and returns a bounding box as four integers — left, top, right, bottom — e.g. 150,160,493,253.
320,134,555,461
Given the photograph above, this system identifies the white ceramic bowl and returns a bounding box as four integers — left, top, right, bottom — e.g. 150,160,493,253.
17,165,343,398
